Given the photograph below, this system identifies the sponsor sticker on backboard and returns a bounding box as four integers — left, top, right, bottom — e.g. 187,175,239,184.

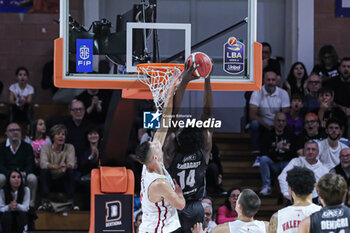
223,37,245,75
76,39,93,72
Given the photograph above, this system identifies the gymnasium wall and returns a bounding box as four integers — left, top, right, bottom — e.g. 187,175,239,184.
314,0,350,63
0,0,83,103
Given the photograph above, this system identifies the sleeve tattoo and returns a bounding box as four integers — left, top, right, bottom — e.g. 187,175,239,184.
269,212,278,233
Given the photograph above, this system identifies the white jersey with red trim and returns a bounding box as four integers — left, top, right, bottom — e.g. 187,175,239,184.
229,220,266,233
277,204,321,233
139,165,180,233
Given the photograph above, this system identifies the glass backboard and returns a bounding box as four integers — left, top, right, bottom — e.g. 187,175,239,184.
54,0,261,92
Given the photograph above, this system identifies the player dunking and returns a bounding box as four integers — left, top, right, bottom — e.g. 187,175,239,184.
269,166,321,233
135,73,185,233
298,173,350,233
163,61,213,233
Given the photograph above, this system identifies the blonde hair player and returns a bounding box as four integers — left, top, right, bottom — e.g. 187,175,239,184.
135,72,184,233
191,189,269,233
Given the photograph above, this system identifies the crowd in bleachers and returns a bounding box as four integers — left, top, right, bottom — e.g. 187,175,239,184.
247,43,350,202
0,62,117,231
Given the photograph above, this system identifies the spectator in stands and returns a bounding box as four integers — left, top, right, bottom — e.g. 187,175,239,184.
25,118,51,169
243,42,282,129
324,57,350,139
76,89,112,127
201,196,214,207
64,99,92,169
303,73,322,113
202,202,217,232
201,196,216,224
283,62,308,97
138,128,153,144
317,118,349,170
39,124,77,210
206,143,224,194
134,211,142,233
293,113,326,156
330,148,350,187
216,187,240,224
79,126,100,180
259,112,295,196
312,44,339,83
193,189,268,233
278,141,328,202
249,71,290,165
313,88,347,131
8,67,34,124
286,93,304,136
0,170,30,233
77,126,100,210
0,122,37,208
270,167,321,233
262,42,281,77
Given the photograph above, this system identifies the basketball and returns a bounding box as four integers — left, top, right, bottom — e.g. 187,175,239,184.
228,37,237,46
185,52,213,79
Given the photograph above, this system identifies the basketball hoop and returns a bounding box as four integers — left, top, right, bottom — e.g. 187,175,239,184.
137,63,184,112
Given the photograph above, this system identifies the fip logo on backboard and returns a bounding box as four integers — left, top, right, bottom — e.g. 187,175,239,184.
76,39,93,72
143,111,161,129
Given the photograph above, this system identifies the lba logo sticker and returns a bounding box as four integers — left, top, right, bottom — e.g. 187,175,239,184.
143,111,161,129
223,36,245,75
76,39,93,72
105,201,122,227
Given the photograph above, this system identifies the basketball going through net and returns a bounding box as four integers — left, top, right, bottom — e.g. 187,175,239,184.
137,63,184,112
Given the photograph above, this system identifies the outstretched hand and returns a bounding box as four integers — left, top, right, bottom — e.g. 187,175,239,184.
168,71,182,95
191,223,207,233
182,59,200,82
173,178,183,195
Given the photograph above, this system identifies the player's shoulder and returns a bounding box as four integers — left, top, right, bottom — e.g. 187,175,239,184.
212,222,230,233
298,216,311,233
149,177,171,190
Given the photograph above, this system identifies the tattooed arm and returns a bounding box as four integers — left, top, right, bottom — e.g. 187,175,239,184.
269,211,278,233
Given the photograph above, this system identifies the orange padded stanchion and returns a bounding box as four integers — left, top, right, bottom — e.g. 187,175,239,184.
89,167,135,233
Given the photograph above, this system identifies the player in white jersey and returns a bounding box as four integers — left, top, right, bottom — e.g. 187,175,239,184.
270,166,321,233
135,73,185,233
191,189,268,233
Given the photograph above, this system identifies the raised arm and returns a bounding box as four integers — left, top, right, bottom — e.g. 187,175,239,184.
149,178,185,210
202,76,213,164
152,73,182,147
172,61,199,117
163,63,198,168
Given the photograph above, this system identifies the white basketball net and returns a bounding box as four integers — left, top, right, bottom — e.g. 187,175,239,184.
137,64,182,112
